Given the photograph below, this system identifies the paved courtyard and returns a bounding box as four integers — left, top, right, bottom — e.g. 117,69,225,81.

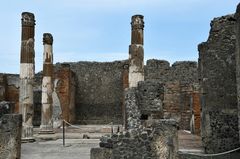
21,139,99,159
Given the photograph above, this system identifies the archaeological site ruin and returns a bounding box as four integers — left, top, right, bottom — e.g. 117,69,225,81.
1,2,240,159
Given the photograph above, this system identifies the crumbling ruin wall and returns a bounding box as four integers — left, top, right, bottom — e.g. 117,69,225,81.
235,4,240,145
0,73,42,126
137,81,164,119
145,60,198,83
145,60,200,131
0,114,22,159
4,74,20,113
56,60,128,125
0,74,7,101
91,119,178,159
54,64,76,123
198,14,239,153
91,81,178,159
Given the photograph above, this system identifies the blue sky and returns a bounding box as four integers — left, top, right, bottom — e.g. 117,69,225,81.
0,0,239,73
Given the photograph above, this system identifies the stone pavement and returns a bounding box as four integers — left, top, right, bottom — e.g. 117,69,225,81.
178,130,204,154
21,127,204,159
21,139,99,159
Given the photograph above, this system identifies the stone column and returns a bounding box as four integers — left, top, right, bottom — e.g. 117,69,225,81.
128,15,144,88
19,12,35,142
39,33,54,134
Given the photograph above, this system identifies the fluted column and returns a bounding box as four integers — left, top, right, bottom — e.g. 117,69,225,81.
19,12,35,141
39,33,54,134
128,15,144,88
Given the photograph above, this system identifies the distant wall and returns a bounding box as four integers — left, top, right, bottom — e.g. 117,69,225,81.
56,60,128,125
145,59,198,83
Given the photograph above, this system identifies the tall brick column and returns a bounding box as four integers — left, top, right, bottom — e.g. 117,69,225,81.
40,33,54,134
19,12,35,141
128,15,144,88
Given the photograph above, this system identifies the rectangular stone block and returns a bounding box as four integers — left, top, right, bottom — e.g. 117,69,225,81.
90,148,112,159
0,114,22,159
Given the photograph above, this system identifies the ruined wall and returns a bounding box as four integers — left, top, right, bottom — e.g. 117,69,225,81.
92,119,178,159
0,114,22,159
235,4,240,145
0,74,7,101
145,59,198,83
55,64,76,123
198,14,239,153
137,81,164,119
191,84,201,135
145,59,200,131
5,74,19,113
56,60,128,125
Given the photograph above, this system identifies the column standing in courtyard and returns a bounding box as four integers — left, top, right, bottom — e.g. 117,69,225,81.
39,33,54,134
19,12,35,141
128,15,144,88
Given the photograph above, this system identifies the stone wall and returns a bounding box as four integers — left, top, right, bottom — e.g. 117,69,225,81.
137,81,164,118
191,84,201,135
198,14,239,153
235,3,240,145
91,83,178,158
0,114,22,159
144,59,200,131
56,60,128,125
2,74,20,113
91,119,178,159
0,74,7,101
55,64,76,123
145,59,198,83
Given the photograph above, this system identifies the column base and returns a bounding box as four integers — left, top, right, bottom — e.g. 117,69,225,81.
22,125,34,142
38,130,55,134
39,124,55,134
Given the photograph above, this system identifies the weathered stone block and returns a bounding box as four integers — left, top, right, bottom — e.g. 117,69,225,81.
90,148,112,159
137,81,164,117
0,114,22,159
124,88,141,130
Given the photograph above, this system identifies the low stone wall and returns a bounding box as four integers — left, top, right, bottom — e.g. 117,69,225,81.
0,114,22,159
91,119,178,159
90,148,112,159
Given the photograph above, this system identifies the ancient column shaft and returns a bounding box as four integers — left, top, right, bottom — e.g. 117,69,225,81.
40,33,54,133
131,15,144,45
129,15,144,88
19,12,35,141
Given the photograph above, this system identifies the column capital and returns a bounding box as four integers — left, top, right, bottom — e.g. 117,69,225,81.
21,12,35,27
43,33,53,45
131,15,144,30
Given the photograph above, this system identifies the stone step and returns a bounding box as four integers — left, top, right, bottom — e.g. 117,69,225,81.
34,132,109,141
34,124,123,134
